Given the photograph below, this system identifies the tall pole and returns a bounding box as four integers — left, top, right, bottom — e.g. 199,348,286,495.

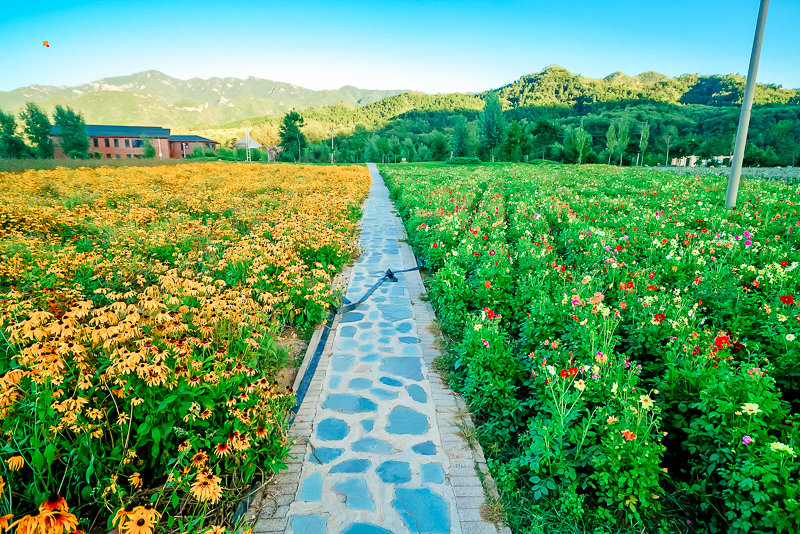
331,124,334,164
725,0,769,209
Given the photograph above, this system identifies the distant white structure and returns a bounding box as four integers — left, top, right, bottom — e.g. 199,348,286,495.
671,154,733,167
234,128,263,162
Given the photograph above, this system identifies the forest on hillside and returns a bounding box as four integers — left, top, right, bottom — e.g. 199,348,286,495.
198,67,800,167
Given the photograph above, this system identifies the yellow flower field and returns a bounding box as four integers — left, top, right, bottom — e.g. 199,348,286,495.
0,163,370,532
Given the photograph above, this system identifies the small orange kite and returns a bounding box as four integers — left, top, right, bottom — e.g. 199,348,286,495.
43,41,49,47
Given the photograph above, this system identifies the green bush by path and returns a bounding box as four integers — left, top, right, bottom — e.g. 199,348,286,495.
381,163,800,533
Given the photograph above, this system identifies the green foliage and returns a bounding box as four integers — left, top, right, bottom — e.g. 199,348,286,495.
381,162,800,531
479,92,506,161
501,120,530,162
53,104,89,158
0,107,31,159
140,136,156,158
279,111,307,162
20,102,53,159
447,157,481,165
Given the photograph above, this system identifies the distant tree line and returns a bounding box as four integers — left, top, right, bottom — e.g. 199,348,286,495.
270,96,800,167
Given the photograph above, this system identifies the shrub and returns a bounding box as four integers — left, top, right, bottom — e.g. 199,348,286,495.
447,157,481,165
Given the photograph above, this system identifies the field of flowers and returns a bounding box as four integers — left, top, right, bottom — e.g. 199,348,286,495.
381,163,799,533
0,163,370,533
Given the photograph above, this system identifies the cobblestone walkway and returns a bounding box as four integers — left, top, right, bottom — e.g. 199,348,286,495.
253,164,506,534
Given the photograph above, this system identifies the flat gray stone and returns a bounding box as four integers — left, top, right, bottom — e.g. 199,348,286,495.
393,487,450,533
379,357,423,381
352,437,394,454
380,376,403,387
340,326,357,338
412,441,436,455
333,478,375,510
340,312,365,323
322,394,378,414
376,460,411,483
289,514,327,534
330,459,371,473
407,384,427,403
316,418,349,441
370,388,398,400
421,463,445,484
349,378,372,390
308,447,343,465
300,471,322,502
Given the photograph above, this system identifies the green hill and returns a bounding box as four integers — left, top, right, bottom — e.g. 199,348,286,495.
1,70,409,128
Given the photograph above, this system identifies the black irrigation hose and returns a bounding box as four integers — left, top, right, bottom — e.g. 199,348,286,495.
289,257,423,423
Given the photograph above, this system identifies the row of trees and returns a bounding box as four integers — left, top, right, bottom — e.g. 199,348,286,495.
0,103,91,159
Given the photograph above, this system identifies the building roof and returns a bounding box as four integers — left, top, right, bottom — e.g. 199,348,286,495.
168,135,218,143
50,125,171,138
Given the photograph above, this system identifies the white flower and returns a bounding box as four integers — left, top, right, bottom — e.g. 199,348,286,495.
770,441,796,457
546,365,556,376
611,382,618,395
787,334,796,342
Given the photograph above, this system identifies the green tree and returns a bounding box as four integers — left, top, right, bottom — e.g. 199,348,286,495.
532,119,560,159
53,105,89,158
141,136,156,158
566,119,592,164
450,116,470,157
660,125,678,165
430,133,449,161
20,103,53,159
478,92,505,162
403,138,416,162
615,115,631,165
376,138,391,163
637,121,650,165
0,108,29,158
605,123,618,164
279,111,307,162
501,120,530,162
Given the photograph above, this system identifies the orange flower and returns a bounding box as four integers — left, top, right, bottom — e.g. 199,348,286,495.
190,478,222,504
129,472,142,489
0,515,12,532
484,280,492,289
191,450,209,467
39,493,68,512
214,442,230,457
621,429,637,441
205,527,226,534
6,456,24,471
43,510,79,534
0,476,5,499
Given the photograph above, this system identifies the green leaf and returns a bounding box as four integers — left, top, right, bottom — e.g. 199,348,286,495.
32,450,44,470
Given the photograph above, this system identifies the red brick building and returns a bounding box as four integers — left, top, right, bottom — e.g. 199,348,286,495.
50,125,218,159
168,136,219,159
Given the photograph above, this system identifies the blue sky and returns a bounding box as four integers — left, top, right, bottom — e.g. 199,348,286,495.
1,0,798,93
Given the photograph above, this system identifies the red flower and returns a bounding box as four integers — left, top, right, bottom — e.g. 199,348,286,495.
648,271,655,279
559,369,568,378
431,243,438,248
780,295,794,305
616,245,622,251
647,285,656,291
661,238,668,244
780,261,789,267
489,250,496,256
484,280,493,289
621,429,637,441
653,313,666,324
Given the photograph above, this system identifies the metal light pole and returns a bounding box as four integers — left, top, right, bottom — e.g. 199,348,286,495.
725,0,770,209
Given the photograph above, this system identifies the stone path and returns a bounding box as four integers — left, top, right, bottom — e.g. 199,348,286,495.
252,164,508,534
